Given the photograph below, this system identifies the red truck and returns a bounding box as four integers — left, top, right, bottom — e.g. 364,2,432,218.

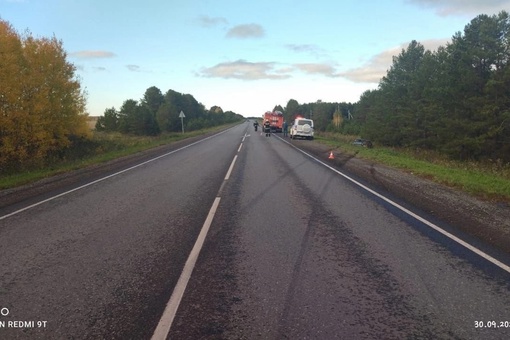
263,110,284,132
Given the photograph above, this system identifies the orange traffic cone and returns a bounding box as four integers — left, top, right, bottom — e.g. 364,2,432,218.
328,151,334,159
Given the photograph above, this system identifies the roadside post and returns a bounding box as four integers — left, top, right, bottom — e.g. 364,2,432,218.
179,111,185,133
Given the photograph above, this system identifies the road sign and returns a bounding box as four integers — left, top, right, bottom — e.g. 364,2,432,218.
179,111,185,133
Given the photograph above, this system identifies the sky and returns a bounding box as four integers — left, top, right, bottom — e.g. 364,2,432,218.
2,0,510,117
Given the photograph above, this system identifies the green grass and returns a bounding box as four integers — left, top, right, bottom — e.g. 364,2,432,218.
316,132,510,202
0,125,231,190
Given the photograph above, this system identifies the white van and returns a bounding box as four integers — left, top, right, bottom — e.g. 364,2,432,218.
290,117,314,140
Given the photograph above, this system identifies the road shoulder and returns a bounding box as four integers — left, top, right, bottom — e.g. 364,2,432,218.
288,137,510,255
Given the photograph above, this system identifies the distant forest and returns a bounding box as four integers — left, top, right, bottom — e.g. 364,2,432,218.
281,11,510,162
0,18,242,172
95,86,243,135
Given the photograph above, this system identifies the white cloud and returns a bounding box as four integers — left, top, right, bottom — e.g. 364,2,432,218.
198,59,345,80
70,50,116,59
226,24,265,38
285,44,331,59
199,60,290,80
286,44,325,54
198,15,228,28
406,0,510,16
340,48,397,83
294,63,338,77
340,39,450,83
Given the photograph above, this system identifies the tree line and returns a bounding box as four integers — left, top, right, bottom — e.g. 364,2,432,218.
95,86,243,135
0,19,90,172
3,10,509,173
359,10,510,162
0,18,242,173
278,100,355,134
282,11,510,162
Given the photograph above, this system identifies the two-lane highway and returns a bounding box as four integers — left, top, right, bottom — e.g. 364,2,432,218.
2,121,510,339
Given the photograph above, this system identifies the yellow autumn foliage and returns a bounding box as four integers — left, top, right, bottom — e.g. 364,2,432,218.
0,19,90,171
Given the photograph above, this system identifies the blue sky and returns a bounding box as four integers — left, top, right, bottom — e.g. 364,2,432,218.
2,0,509,117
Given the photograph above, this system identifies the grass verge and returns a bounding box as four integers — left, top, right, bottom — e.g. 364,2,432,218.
0,125,232,190
316,132,510,202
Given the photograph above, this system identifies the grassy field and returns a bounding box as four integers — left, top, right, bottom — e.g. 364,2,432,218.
316,132,510,202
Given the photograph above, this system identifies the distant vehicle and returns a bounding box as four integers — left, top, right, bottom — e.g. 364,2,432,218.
290,116,314,140
263,110,284,132
352,138,373,148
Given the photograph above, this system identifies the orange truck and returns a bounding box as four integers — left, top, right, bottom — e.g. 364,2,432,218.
263,110,284,132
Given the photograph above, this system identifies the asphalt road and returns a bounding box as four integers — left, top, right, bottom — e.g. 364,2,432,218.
1,122,510,339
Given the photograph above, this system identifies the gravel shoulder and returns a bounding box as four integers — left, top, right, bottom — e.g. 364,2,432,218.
289,138,510,256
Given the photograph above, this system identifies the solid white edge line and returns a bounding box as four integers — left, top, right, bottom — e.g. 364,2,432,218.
0,128,234,221
150,196,221,340
279,137,510,274
224,155,238,181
